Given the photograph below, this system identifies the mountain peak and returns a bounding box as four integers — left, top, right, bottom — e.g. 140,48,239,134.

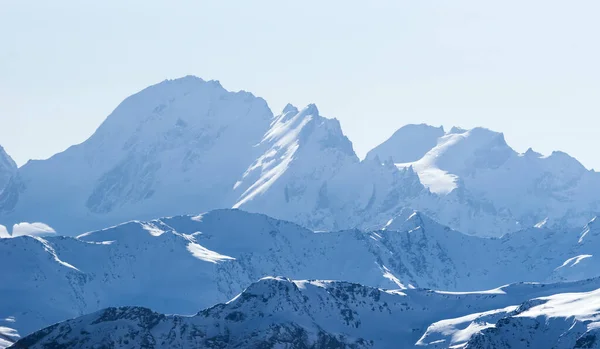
303,103,319,116
382,208,440,232
449,126,467,134
282,103,299,115
523,147,542,158
366,123,445,163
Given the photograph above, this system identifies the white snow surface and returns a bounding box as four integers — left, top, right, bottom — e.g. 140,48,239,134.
464,287,600,348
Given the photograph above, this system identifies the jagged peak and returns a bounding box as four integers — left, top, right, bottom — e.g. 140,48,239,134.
448,126,467,134
301,103,319,116
282,103,299,115
382,207,442,232
383,156,396,168
399,164,418,177
523,147,542,158
274,103,320,125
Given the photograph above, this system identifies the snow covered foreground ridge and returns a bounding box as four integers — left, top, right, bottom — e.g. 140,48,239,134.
10,276,600,349
0,75,599,237
3,209,600,344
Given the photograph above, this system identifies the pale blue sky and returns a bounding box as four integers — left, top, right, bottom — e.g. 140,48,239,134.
1,1,599,168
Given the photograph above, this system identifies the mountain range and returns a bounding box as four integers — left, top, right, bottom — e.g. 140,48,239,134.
2,209,600,346
0,76,598,237
3,76,600,348
11,276,600,348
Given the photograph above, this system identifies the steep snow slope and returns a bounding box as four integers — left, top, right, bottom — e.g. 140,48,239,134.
0,146,16,193
3,209,600,341
460,287,600,348
11,277,600,349
231,103,361,229
365,124,445,163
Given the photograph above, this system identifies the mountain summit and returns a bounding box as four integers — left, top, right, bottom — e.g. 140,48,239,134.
0,77,274,234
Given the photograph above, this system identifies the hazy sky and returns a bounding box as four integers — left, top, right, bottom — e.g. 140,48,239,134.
1,1,599,168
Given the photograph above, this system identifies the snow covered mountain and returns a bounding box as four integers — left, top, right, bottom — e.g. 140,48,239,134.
0,77,274,234
386,126,600,236
0,77,427,236
0,76,598,238
10,276,600,349
3,209,600,344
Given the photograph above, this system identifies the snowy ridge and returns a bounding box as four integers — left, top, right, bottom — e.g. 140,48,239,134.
462,287,600,348
11,277,600,349
4,209,600,343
